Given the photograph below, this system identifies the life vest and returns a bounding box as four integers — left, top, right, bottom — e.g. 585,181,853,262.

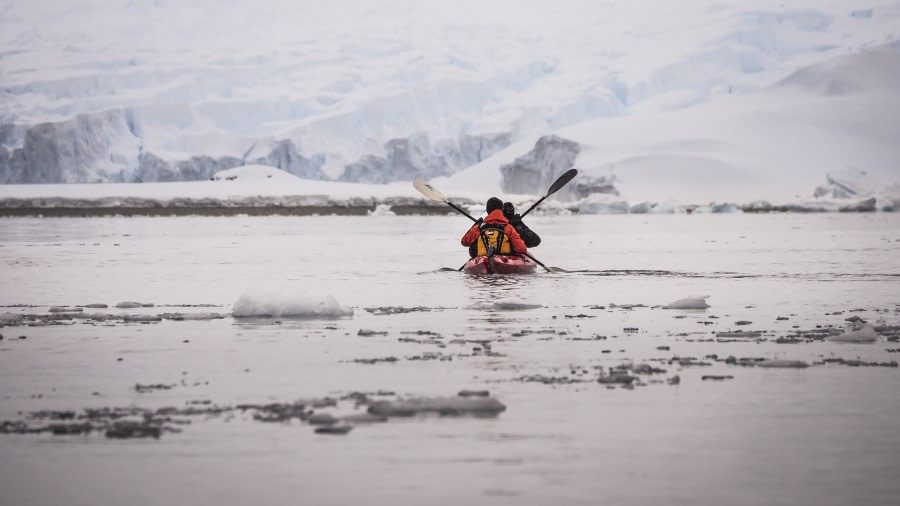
476,223,512,256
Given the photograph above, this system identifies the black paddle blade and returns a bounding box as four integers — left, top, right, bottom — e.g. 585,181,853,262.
547,168,578,197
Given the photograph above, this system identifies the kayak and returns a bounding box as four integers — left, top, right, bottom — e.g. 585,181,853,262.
462,255,537,275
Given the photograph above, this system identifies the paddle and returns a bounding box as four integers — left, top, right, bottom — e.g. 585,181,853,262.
413,178,479,222
413,178,567,273
518,168,578,219
522,251,561,273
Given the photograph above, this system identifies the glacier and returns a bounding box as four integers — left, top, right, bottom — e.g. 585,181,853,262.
1,0,900,206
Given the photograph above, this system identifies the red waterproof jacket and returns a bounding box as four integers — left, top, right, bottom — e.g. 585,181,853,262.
461,209,527,254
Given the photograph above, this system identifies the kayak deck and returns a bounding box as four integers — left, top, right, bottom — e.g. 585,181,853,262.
462,255,537,275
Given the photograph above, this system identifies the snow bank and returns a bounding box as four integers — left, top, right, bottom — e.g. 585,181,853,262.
664,295,710,310
367,204,396,216
232,289,353,318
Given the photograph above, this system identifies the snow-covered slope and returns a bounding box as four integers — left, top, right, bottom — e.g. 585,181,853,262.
440,44,900,204
2,0,899,202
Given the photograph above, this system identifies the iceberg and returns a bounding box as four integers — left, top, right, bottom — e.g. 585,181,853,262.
232,290,353,318
826,324,879,343
664,296,711,310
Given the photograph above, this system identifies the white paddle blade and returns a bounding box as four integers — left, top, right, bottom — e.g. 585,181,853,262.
413,178,448,203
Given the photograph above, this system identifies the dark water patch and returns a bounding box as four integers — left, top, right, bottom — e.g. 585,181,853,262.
348,349,484,364
351,356,399,365
2,390,506,439
1,310,229,327
574,269,750,279
511,329,557,337
819,358,899,368
315,425,353,435
510,362,676,389
134,383,176,393
367,396,506,417
365,306,451,315
398,335,444,345
357,329,388,336
758,359,810,368
513,374,588,385
572,269,900,282
566,335,607,341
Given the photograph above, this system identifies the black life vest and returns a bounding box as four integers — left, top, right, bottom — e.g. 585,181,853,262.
476,223,512,256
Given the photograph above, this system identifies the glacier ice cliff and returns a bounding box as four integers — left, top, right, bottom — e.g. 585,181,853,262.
1,110,140,184
1,112,509,185
500,135,618,201
340,133,510,184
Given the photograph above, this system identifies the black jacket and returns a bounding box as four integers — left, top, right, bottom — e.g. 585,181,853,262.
510,215,541,248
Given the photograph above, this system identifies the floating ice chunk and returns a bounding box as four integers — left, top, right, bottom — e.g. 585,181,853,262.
711,203,741,213
49,306,83,313
628,202,653,214
717,330,761,339
367,204,396,216
471,297,542,310
577,194,629,214
664,295,710,310
180,312,226,320
0,312,24,323
745,200,773,212
116,301,152,309
609,303,647,309
826,324,878,343
232,289,353,318
527,201,573,216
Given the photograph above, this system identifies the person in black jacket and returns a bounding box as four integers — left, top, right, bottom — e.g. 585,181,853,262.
502,202,540,247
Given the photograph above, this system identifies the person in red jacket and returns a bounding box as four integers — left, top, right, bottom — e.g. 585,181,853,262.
461,197,527,257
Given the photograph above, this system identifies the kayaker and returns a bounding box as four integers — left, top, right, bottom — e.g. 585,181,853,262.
502,201,541,248
462,197,527,258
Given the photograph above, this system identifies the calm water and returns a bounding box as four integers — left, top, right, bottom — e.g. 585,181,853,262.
1,213,899,506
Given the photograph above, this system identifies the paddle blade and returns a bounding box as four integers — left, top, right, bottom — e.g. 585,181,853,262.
546,168,578,197
413,178,448,203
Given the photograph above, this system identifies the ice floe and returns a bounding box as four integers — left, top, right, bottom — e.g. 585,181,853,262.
827,324,879,343
232,289,353,318
664,295,710,310
470,297,543,311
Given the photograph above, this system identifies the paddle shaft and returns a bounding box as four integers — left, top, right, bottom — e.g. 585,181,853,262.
449,203,478,223
518,195,548,219
523,251,552,273
519,168,578,219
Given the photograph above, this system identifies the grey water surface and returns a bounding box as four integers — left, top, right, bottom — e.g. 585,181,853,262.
1,213,899,506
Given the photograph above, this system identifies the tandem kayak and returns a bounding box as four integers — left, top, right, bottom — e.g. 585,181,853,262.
461,255,537,275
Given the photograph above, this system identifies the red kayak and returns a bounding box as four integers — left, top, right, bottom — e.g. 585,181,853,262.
462,255,537,275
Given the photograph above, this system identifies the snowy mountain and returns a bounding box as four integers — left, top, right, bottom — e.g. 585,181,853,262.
1,0,899,205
